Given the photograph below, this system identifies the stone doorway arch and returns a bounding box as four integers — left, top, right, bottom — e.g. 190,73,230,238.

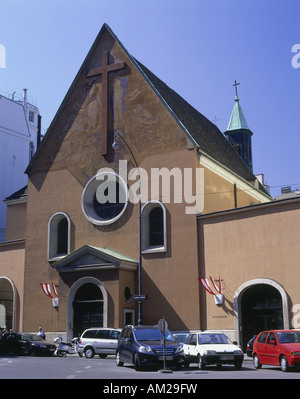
0,277,16,331
234,278,289,350
67,277,108,339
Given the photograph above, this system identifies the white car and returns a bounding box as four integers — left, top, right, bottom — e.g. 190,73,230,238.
183,332,244,369
78,327,121,358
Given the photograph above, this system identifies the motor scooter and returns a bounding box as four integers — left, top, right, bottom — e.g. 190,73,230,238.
54,336,73,357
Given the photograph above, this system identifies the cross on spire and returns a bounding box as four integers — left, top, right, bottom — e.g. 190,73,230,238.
233,80,240,100
86,51,126,155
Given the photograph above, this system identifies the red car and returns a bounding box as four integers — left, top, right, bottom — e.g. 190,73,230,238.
252,330,300,372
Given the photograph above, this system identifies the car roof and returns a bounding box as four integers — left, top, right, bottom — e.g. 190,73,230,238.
83,327,121,331
259,330,300,333
126,325,160,330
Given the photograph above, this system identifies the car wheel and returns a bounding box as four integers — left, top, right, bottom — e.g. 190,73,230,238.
197,354,205,370
84,347,95,359
253,354,262,369
280,355,289,372
134,354,142,371
234,361,243,370
29,348,38,356
116,351,124,367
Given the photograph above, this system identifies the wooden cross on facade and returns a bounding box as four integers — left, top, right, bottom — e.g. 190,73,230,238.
86,51,126,155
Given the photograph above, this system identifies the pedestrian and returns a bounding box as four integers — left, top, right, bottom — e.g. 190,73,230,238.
37,326,45,339
2,326,8,335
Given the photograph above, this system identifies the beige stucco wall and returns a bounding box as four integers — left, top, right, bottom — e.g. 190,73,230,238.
0,241,25,331
198,199,300,336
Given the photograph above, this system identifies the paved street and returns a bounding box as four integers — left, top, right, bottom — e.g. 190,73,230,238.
1,354,300,382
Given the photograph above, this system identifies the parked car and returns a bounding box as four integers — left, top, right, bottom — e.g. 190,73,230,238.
0,333,56,356
116,325,185,370
78,327,121,358
172,331,190,345
183,332,244,370
252,330,300,372
246,335,257,357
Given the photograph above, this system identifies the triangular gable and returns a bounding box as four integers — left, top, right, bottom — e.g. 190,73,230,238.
53,244,138,273
25,23,266,195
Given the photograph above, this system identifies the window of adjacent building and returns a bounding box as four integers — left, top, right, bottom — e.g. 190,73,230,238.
29,111,34,122
29,142,34,160
141,201,167,254
48,212,71,261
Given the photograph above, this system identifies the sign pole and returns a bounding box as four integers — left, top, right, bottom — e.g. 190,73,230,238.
158,318,173,374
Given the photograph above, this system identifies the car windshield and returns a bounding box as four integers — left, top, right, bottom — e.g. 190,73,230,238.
24,334,45,342
277,331,300,343
198,333,231,344
135,329,175,342
174,334,188,342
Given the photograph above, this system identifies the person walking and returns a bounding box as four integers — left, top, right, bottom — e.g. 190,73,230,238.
37,326,45,339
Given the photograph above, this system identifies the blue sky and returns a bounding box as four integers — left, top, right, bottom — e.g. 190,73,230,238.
0,0,299,197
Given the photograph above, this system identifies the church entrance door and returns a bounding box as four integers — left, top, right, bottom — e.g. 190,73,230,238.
0,277,14,331
73,283,104,337
241,284,283,351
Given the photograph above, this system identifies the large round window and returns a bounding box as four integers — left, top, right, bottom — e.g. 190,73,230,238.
81,171,128,226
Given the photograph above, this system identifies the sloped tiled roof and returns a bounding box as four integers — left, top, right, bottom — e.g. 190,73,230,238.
134,59,256,182
4,185,27,202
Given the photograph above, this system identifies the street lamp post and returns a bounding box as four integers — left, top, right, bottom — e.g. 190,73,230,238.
112,132,143,325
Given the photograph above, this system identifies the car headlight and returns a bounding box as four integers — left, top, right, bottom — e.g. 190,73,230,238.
204,350,217,355
233,350,243,355
175,345,184,354
290,351,300,356
138,345,152,353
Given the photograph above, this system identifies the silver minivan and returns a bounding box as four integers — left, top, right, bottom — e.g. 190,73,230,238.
78,327,121,358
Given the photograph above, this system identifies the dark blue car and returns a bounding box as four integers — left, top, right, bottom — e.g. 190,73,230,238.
116,325,185,371
0,333,56,356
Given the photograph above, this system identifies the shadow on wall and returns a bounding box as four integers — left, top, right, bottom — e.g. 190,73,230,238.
141,269,189,331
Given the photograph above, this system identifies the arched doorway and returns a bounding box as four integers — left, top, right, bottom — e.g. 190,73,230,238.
67,277,108,339
234,279,289,351
241,284,283,350
0,277,15,331
73,283,104,337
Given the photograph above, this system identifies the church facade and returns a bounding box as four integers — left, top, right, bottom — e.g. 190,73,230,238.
2,25,298,350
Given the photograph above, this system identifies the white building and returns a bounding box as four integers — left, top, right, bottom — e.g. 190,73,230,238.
0,89,41,241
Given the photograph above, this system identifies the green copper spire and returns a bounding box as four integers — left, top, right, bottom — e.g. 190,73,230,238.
226,80,250,131
224,81,253,171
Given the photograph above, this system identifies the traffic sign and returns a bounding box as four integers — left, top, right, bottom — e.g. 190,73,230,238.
158,318,168,333
133,294,148,301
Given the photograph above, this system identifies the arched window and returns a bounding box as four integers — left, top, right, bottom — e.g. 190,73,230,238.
48,212,71,261
149,207,164,246
141,201,167,253
57,218,68,255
